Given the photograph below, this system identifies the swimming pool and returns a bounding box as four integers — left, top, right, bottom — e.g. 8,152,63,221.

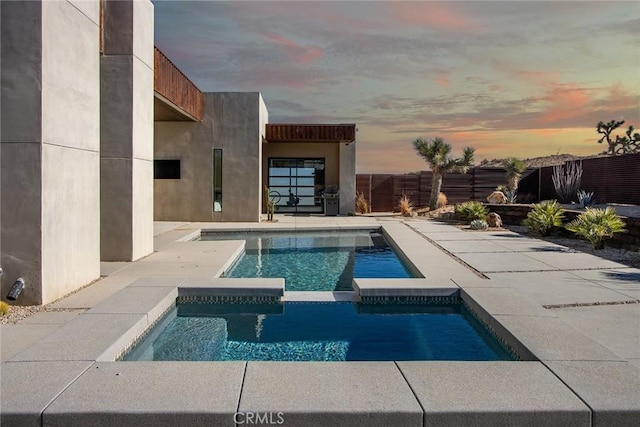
123,301,515,362
201,230,416,291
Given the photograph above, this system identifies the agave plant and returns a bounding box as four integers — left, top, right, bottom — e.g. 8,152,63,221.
523,200,565,236
577,190,595,208
470,219,489,230
455,201,488,223
503,189,518,204
566,207,626,249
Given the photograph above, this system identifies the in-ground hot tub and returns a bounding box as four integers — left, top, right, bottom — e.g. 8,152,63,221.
122,296,518,362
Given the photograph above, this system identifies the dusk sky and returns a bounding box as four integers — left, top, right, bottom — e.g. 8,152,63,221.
154,1,640,173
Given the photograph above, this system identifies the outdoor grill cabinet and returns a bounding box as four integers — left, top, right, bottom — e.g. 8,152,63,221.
322,186,340,216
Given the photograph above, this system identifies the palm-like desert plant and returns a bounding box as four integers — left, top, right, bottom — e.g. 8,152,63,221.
413,137,475,210
503,157,526,191
523,200,565,236
566,207,626,249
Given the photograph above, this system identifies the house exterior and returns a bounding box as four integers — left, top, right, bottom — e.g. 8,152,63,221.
0,0,356,305
154,91,356,222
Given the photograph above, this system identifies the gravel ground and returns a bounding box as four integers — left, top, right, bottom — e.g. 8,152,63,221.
0,278,97,325
505,225,640,269
0,304,49,325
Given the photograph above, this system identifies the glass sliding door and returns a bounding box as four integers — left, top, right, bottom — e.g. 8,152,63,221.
268,158,325,213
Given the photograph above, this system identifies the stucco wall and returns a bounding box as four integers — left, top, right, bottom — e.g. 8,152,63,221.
258,95,269,214
211,92,263,222
100,0,154,261
155,92,265,222
1,0,101,304
1,1,44,303
154,96,215,221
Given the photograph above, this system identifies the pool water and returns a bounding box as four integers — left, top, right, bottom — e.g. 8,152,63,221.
123,302,515,362
201,230,414,291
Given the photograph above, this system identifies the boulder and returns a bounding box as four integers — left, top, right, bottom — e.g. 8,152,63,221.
486,212,503,228
487,191,507,204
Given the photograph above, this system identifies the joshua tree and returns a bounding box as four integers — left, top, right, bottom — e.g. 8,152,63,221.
413,137,474,210
597,120,640,154
503,157,526,191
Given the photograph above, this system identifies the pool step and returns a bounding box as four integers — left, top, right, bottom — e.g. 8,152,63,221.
353,278,460,299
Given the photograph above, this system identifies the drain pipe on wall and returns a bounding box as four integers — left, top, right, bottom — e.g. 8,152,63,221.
6,277,25,301
1,267,27,301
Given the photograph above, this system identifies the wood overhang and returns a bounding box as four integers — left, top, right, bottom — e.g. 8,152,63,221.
154,46,203,122
265,124,356,143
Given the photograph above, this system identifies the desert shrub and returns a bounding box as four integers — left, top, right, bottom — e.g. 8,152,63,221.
355,192,370,214
552,161,582,203
0,301,9,316
470,219,489,230
398,193,413,217
566,207,625,249
436,192,448,208
455,201,488,222
523,200,565,236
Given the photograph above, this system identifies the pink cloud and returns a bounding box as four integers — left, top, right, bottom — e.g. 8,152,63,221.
504,66,598,127
538,84,591,125
530,128,563,137
262,33,324,65
235,66,325,91
435,73,449,88
388,2,479,31
513,69,560,87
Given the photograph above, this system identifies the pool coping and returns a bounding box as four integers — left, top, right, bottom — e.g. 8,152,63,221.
2,221,639,425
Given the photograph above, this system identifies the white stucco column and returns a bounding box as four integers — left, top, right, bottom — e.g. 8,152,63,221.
100,0,154,261
339,142,357,215
1,0,101,304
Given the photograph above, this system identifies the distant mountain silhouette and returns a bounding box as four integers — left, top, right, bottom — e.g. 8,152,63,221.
479,153,608,169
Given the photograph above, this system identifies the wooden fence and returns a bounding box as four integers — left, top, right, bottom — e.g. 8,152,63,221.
356,153,639,211
356,168,536,212
539,153,640,204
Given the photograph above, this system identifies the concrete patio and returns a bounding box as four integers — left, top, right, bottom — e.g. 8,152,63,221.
1,215,639,426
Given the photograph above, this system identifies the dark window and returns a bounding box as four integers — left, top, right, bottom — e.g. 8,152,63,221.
154,160,180,179
213,149,222,211
268,158,325,213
